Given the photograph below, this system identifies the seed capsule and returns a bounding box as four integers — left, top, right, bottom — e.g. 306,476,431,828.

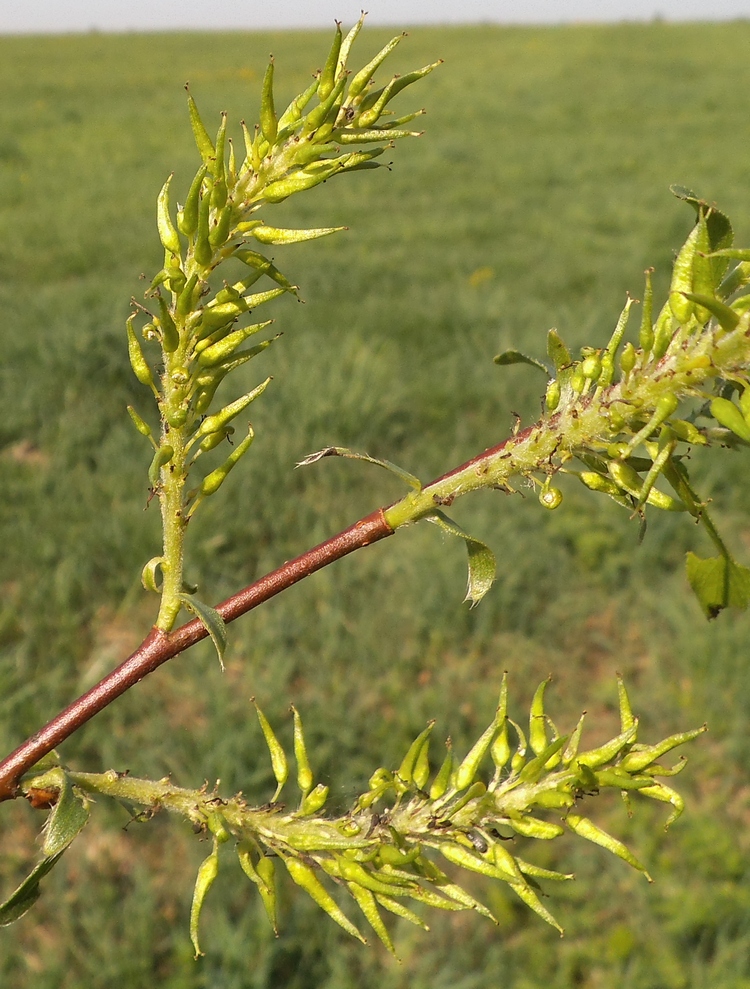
190,841,219,958
197,381,270,438
710,397,750,443
200,428,255,497
639,268,655,354
126,316,156,391
299,783,329,816
619,341,636,376
260,60,278,144
187,93,215,164
157,295,179,353
148,445,174,487
156,174,181,256
284,857,365,942
127,405,153,440
253,698,288,801
545,379,561,412
177,165,207,238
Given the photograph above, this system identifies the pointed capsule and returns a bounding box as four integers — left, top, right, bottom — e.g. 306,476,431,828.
253,699,288,801
619,725,707,773
156,295,179,353
156,174,182,256
669,222,701,323
250,224,347,246
638,781,685,828
566,813,652,880
508,814,564,840
529,679,551,756
576,723,637,768
454,714,498,791
547,328,571,372
127,405,154,441
429,740,454,799
347,883,396,956
190,839,219,958
260,60,278,144
299,783,329,816
284,857,365,942
200,427,255,497
617,674,635,733
148,444,174,487
237,843,278,932
193,184,213,266
545,379,561,412
510,881,564,934
710,397,750,443
375,893,429,931
197,381,270,438
651,300,675,360
177,165,208,238
291,705,314,796
639,268,655,354
318,22,343,101
619,341,637,377
337,12,365,73
187,92,216,164
208,204,232,249
177,272,200,316
438,842,501,881
126,316,156,391
347,34,405,103
397,721,434,786
277,78,319,132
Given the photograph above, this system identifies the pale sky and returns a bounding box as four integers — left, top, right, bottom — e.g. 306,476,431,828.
1,1,749,33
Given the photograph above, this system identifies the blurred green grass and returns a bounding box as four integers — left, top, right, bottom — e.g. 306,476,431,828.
1,19,750,989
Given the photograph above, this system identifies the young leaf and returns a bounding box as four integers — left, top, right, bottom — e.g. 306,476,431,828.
493,350,551,376
0,853,65,926
41,771,89,857
178,594,227,669
425,511,496,606
295,446,422,491
686,552,750,619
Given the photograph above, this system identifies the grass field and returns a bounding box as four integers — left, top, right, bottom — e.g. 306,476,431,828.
1,19,750,989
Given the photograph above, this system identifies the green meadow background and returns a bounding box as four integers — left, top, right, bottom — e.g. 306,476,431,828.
1,19,750,988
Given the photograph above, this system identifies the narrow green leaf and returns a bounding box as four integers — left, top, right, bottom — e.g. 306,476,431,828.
42,772,89,857
425,511,496,606
295,446,422,491
179,594,227,670
493,350,551,376
0,853,64,926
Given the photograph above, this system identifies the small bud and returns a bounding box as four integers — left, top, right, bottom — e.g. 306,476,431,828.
619,341,637,376
545,378,561,412
156,174,181,256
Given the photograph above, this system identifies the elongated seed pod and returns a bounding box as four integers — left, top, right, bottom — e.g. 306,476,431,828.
710,397,750,442
358,62,441,127
576,723,637,768
277,78,319,132
200,428,255,497
126,316,156,390
156,295,179,353
509,815,564,840
291,705,314,795
208,204,232,248
198,327,274,369
284,857,365,942
251,224,346,246
178,165,208,237
669,222,700,323
187,93,216,164
177,273,200,316
619,725,706,773
194,186,213,266
639,268,655,353
347,34,404,103
318,23,343,101
253,699,288,800
566,814,652,879
429,742,454,799
156,174,181,256
148,445,174,487
260,60,278,144
397,722,434,785
299,783,329,816
127,405,153,440
190,841,219,957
